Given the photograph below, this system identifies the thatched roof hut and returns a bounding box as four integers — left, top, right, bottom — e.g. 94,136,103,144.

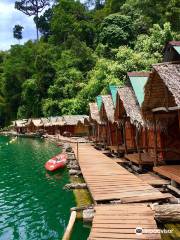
142,62,180,115
89,102,101,124
115,87,144,126
100,95,114,123
163,41,180,62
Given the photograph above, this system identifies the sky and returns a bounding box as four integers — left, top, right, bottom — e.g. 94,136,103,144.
0,0,38,50
0,0,86,51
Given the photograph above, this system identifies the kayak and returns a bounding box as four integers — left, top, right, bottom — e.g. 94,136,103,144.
45,153,67,172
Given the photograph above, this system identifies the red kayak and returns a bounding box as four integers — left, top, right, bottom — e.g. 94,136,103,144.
45,153,67,171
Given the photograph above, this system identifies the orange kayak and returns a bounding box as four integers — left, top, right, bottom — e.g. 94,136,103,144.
45,153,67,171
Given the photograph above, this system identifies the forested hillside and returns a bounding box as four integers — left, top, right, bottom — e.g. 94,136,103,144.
0,0,180,126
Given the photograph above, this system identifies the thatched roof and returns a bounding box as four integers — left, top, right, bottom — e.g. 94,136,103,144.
117,87,144,125
142,62,180,113
89,102,101,124
41,118,50,125
101,95,114,123
55,116,65,126
62,115,89,126
31,119,43,127
153,63,180,106
14,119,28,128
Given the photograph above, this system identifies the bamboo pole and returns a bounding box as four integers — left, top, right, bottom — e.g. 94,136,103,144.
62,211,77,240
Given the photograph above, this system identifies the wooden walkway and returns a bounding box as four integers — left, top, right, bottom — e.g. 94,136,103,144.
88,204,161,240
73,143,170,203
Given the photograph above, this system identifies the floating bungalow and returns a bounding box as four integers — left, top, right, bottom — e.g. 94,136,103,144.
122,72,158,167
88,102,101,142
60,115,89,137
13,115,89,137
27,119,44,133
142,62,180,184
99,95,115,148
13,119,28,133
114,86,144,158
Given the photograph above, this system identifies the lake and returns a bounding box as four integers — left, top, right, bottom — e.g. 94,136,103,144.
0,136,90,240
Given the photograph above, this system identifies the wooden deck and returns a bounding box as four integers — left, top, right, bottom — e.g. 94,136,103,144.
153,165,180,184
88,204,161,240
73,143,170,203
125,153,154,165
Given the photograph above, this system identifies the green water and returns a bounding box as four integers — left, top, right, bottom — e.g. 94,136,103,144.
0,136,90,240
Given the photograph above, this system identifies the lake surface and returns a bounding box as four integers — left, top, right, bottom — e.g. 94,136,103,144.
0,136,90,240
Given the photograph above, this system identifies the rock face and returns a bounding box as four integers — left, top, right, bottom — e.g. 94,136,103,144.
153,204,180,222
69,169,82,175
83,208,95,222
64,183,87,190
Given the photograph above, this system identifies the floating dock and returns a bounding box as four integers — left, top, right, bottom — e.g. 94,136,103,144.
70,143,176,240
73,143,170,203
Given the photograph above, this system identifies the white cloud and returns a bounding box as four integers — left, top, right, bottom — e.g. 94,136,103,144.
0,1,36,51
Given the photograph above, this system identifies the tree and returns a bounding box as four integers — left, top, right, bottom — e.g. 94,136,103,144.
15,0,50,40
99,14,135,48
13,25,24,43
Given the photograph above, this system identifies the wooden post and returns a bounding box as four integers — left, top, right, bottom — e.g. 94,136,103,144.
153,114,158,167
135,126,142,167
108,121,112,146
76,141,79,160
62,211,77,240
145,127,148,152
116,124,119,153
123,119,127,154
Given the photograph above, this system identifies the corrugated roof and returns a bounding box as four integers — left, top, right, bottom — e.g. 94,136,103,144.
96,95,102,111
109,85,118,106
128,72,150,106
89,103,101,123
101,95,114,123
117,87,144,125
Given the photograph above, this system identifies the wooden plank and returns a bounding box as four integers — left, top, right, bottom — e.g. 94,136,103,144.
89,204,161,240
138,173,170,186
153,165,180,184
